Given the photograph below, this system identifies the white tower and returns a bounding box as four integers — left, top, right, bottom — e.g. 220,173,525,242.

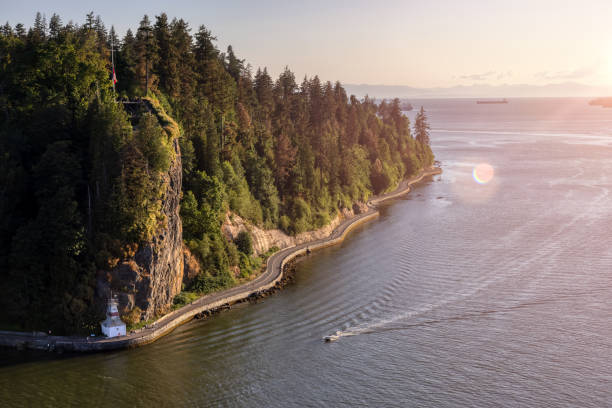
100,295,126,338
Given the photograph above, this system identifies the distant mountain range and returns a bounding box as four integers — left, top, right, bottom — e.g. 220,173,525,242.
343,82,612,99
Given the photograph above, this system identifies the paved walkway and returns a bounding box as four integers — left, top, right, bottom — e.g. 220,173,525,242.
0,167,441,352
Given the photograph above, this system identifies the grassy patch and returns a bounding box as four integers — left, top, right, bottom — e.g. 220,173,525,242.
169,246,283,314
126,317,157,332
172,291,200,310
145,95,181,142
237,246,279,280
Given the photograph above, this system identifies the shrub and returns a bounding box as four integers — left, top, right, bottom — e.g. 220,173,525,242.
313,210,331,229
238,252,263,278
122,306,142,326
235,230,253,255
172,292,200,309
192,269,235,294
135,113,171,174
225,239,240,266
279,215,291,232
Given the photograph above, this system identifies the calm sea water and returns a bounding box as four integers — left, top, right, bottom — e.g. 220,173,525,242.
3,98,612,407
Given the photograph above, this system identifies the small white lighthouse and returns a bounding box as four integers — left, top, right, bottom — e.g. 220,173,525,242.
100,296,126,338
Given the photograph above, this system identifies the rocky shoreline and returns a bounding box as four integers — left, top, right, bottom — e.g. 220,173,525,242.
0,167,441,353
193,259,299,322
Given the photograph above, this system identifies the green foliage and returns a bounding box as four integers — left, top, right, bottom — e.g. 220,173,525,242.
238,252,262,278
235,230,253,255
244,150,279,227
414,106,434,166
222,159,263,225
135,113,171,173
279,215,291,232
107,107,175,247
122,306,143,326
192,269,235,294
0,19,118,333
126,316,156,332
370,158,392,194
265,246,280,256
0,12,434,332
172,291,200,309
181,172,224,240
288,197,313,234
111,142,162,243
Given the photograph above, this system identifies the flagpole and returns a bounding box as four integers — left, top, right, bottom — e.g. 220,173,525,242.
111,35,115,94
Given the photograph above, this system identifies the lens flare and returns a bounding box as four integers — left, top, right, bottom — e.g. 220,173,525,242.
473,163,494,184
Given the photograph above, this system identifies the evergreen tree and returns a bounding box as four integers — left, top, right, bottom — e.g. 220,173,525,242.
14,23,26,38
1,22,12,37
31,12,46,39
225,45,244,82
93,15,107,46
85,11,95,30
108,26,119,49
414,106,430,146
194,25,218,62
135,15,158,94
169,18,195,101
154,13,176,94
48,14,62,38
116,29,138,95
255,67,274,115
274,131,297,193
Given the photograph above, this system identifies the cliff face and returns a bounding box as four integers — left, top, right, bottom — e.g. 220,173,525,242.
97,108,185,322
221,201,369,256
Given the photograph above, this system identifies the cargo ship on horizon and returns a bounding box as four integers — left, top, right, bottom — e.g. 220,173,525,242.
476,99,508,104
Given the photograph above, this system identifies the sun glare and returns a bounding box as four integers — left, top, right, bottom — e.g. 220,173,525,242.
473,163,495,184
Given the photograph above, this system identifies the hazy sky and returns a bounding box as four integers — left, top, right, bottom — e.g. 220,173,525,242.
3,0,612,88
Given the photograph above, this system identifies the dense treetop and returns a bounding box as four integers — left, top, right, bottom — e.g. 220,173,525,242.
0,12,433,333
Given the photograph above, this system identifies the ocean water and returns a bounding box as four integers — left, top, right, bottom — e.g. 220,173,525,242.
3,97,612,407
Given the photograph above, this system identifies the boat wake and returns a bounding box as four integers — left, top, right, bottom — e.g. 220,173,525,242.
323,169,611,345
323,300,442,343
323,289,603,343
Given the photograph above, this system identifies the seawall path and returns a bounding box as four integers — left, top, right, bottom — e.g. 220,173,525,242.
0,167,441,352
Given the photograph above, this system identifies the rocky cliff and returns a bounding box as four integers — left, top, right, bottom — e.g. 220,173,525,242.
222,201,369,256
96,100,185,322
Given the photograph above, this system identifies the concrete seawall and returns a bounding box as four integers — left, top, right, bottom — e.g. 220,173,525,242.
0,167,441,352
